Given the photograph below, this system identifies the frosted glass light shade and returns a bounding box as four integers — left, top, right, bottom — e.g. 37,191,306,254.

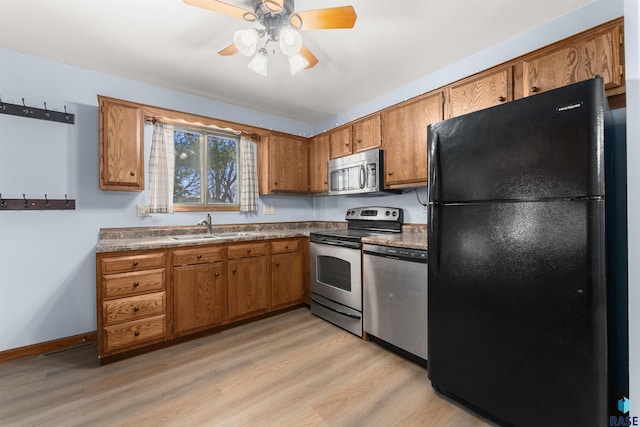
279,28,302,56
288,53,309,75
234,29,259,56
248,49,268,76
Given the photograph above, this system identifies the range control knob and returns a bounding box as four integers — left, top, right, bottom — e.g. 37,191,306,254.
385,210,390,216
351,210,356,216
392,211,397,217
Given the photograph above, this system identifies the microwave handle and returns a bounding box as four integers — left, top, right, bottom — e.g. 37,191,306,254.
359,165,365,189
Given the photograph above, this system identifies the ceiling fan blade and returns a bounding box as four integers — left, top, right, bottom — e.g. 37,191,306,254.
183,0,253,20
299,45,319,69
292,6,357,30
218,43,239,56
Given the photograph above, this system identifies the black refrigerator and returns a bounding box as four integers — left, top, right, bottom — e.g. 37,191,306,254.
426,77,627,427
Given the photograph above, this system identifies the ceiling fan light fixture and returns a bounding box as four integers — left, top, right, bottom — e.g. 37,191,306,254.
233,29,260,56
279,28,302,56
248,48,269,76
288,53,309,75
288,13,303,29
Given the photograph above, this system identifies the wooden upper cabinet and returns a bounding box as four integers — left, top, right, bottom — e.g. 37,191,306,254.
381,92,444,188
522,21,623,97
259,132,308,194
329,126,352,159
309,133,330,193
98,96,144,192
353,114,382,153
448,68,512,118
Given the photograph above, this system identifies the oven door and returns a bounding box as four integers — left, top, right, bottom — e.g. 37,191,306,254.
310,241,362,311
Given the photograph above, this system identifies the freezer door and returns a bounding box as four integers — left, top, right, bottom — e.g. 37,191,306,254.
427,78,606,203
427,200,607,427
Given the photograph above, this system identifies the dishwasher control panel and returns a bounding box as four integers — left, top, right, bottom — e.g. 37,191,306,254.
363,244,427,262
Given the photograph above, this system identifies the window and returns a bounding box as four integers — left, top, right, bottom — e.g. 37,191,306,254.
173,126,239,209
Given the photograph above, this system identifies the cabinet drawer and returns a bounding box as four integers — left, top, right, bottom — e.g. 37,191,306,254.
102,269,165,298
173,246,224,266
103,291,166,325
271,239,300,254
228,243,268,259
101,252,166,274
103,315,166,352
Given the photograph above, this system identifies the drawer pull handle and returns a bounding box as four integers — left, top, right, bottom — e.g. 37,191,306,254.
133,307,139,312
133,282,139,287
197,255,202,259
232,268,237,273
531,86,540,93
275,261,279,266
497,96,506,102
130,171,136,176
285,245,289,249
215,272,219,277
134,331,140,336
133,261,138,266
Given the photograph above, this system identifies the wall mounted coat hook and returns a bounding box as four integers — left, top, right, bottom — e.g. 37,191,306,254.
0,96,75,124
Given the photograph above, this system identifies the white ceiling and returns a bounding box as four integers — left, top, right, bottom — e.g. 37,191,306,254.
0,0,593,124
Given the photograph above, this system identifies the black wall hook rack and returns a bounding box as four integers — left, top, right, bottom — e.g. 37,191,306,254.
0,194,76,210
0,97,75,125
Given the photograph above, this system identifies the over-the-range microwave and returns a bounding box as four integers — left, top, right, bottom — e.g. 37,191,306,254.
328,148,399,196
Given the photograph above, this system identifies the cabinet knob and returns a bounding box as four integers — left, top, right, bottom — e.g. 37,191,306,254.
387,171,394,176
133,261,138,266
130,171,136,176
133,282,139,287
531,86,540,93
134,331,140,337
232,268,237,273
275,261,280,266
197,254,202,259
133,307,139,312
246,249,251,254
285,245,289,250
215,272,219,277
344,143,349,147
497,96,506,102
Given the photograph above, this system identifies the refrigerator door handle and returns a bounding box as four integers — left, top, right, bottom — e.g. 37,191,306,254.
428,130,440,205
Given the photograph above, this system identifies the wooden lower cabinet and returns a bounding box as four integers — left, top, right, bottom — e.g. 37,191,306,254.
97,237,310,360
228,243,269,321
97,250,169,358
271,239,304,310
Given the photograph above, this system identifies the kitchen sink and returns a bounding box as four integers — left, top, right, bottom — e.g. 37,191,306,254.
211,232,257,237
168,234,221,241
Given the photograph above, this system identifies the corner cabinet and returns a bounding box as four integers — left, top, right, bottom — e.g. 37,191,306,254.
309,133,330,193
381,92,444,188
98,96,145,192
258,132,309,194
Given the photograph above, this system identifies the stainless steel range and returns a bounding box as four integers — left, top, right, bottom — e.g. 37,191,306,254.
309,206,403,336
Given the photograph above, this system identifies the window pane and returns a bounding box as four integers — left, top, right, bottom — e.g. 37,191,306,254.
174,130,202,204
207,135,238,204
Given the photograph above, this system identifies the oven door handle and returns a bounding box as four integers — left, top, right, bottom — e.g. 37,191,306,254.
312,296,362,320
311,240,361,249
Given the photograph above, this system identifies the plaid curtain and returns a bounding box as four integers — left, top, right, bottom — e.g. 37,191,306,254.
239,135,258,212
148,122,175,213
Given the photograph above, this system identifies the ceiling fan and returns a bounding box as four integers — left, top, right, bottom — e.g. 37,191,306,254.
184,0,357,76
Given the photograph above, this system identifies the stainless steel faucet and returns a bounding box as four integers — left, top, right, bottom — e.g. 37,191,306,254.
198,213,212,234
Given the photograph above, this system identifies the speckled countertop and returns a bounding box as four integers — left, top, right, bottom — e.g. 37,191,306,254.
96,222,427,253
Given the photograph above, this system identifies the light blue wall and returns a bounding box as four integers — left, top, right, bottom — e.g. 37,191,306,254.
0,3,635,411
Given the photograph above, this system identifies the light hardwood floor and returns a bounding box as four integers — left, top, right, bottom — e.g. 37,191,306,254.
0,308,493,426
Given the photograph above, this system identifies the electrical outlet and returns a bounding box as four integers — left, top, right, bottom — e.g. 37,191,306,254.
137,204,151,217
263,205,276,215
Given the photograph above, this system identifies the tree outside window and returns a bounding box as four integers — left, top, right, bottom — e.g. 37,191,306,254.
173,127,239,206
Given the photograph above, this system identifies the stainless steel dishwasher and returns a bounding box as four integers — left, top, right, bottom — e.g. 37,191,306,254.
363,243,428,362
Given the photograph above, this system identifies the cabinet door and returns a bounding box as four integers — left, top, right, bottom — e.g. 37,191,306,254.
353,115,381,153
309,133,330,193
448,68,511,118
523,24,622,96
98,96,144,191
271,251,304,310
173,263,227,336
228,255,268,321
329,126,353,159
269,134,308,192
381,92,444,187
